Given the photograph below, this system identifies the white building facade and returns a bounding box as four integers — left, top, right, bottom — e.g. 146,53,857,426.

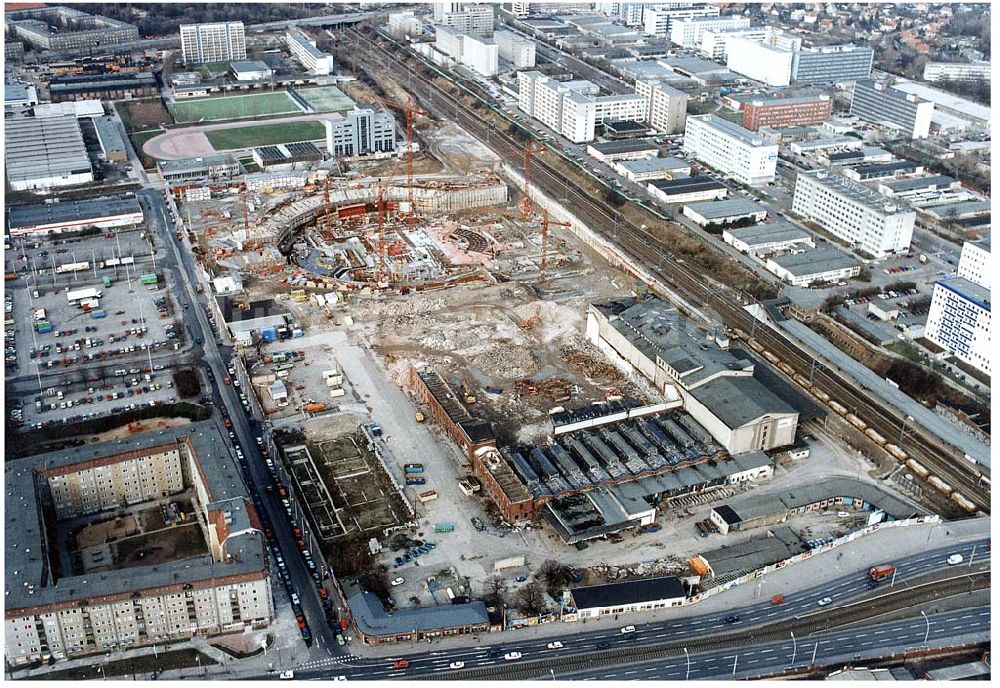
461,33,499,77
325,109,396,157
494,30,536,68
180,22,246,65
636,79,688,134
669,15,751,48
923,61,990,82
791,171,915,258
642,4,720,37
286,28,335,75
925,278,991,376
957,239,991,289
682,114,778,186
518,71,643,143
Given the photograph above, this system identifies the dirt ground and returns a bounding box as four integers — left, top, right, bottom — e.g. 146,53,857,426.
123,99,174,129
113,523,208,568
87,417,191,443
76,514,140,550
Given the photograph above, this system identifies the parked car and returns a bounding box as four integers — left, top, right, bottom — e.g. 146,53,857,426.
391,577,405,587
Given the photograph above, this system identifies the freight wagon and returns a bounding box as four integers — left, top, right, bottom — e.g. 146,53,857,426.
925,475,953,496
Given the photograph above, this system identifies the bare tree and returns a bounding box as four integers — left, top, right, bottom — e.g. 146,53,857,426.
512,581,545,616
483,575,508,605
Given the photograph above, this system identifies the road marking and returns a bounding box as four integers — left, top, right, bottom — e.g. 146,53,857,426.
625,670,637,675
760,648,774,654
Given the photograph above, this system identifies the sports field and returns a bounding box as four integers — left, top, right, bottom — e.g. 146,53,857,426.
205,121,326,150
295,85,355,113
170,92,303,123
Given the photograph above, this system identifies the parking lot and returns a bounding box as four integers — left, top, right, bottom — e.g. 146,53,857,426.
6,230,195,430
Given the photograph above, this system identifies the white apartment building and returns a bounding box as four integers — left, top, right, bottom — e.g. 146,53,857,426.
286,28,335,75
179,22,246,65
791,171,915,258
494,29,536,68
724,30,799,86
925,238,991,376
700,27,766,61
441,4,493,37
636,79,688,134
669,16,751,48
388,11,423,40
597,2,645,27
461,33,499,77
643,4,720,37
518,71,644,143
433,2,464,22
923,61,990,83
682,114,777,186
957,238,990,289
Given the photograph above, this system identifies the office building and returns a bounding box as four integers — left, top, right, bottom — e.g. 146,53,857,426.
726,29,871,86
596,2,645,27
791,171,915,258
387,11,422,40
957,238,990,290
669,16,750,48
157,155,243,183
741,94,833,131
643,4,720,37
7,6,138,51
791,45,874,84
285,28,335,75
494,30,536,68
461,33,499,77
180,22,246,65
850,79,934,140
433,2,464,22
700,27,766,61
923,61,990,83
440,4,494,37
925,239,991,376
636,79,688,134
764,245,862,286
682,114,778,187
5,116,93,192
518,71,644,143
4,423,273,666
325,109,396,157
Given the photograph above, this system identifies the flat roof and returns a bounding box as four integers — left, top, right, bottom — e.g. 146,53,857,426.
769,246,860,276
93,115,127,155
650,177,728,194
347,590,488,636
725,221,812,247
937,277,990,312
689,114,773,147
891,79,991,124
690,376,797,429
848,160,919,177
880,174,955,192
287,27,330,59
158,154,241,174
4,115,91,184
589,139,660,154
570,576,685,610
617,156,689,174
666,56,729,75
927,200,990,218
216,296,290,324
800,171,908,215
8,194,142,229
230,60,272,72
684,198,767,219
743,93,830,107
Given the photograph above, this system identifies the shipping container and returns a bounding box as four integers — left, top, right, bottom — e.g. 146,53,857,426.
139,273,159,285
304,402,327,413
417,490,438,503
328,388,345,398
260,327,277,342
35,321,53,333
325,375,344,386
90,310,106,319
403,463,424,474
434,523,455,533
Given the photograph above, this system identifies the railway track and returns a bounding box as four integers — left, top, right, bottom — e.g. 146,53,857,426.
340,26,989,513
429,570,990,681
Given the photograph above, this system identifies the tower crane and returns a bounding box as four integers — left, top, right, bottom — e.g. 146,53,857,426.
371,95,428,226
540,209,571,283
519,143,546,220
376,184,387,284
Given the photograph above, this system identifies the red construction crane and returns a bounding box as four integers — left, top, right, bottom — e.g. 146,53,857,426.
519,143,545,220
540,209,571,283
371,95,428,225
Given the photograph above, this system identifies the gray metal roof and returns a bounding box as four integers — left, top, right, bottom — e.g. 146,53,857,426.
230,60,271,72
8,194,142,229
684,198,768,220
936,276,990,311
4,115,91,184
769,246,860,276
589,139,660,154
570,576,685,610
157,154,241,175
347,590,488,637
690,376,797,429
688,114,772,147
880,174,955,193
725,221,812,247
93,116,128,157
799,171,906,215
617,156,689,174
5,421,265,613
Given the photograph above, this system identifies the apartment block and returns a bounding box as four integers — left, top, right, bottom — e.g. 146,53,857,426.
180,22,246,65
957,238,990,290
791,171,915,258
726,29,871,86
741,94,832,131
850,79,934,139
596,2,645,27
440,4,494,37
461,33,499,76
518,71,644,143
923,61,990,83
682,114,778,187
636,79,688,134
494,29,536,68
925,239,991,376
7,6,138,51
700,27,766,61
669,16,751,48
325,109,396,157
643,4,720,37
286,28,335,75
791,45,874,84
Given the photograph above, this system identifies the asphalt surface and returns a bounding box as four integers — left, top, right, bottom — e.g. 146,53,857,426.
262,539,988,679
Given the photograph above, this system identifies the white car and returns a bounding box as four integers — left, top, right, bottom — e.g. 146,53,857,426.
620,625,636,634
546,641,563,649
391,577,405,586
279,670,295,679
837,511,850,518
817,597,833,607
504,652,522,661
449,661,465,670
947,554,964,566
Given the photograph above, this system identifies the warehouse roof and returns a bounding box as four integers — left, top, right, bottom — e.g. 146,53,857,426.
684,198,767,220
93,115,128,157
769,246,860,276
847,160,919,178
800,171,906,215
157,154,241,176
880,174,955,193
49,72,156,94
589,139,660,155
617,156,689,175
8,194,142,230
4,115,91,185
650,177,728,196
725,222,812,248
570,576,686,610
926,199,990,218
347,590,488,637
690,376,797,429
230,60,272,73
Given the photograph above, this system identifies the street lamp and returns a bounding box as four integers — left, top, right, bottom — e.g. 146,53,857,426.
969,544,977,567
920,610,930,646
898,415,914,444
790,631,797,667
684,647,690,680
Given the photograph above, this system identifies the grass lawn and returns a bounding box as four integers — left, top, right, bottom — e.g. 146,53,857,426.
296,85,355,112
133,128,165,149
206,121,325,150
887,341,923,363
38,648,216,680
170,91,302,123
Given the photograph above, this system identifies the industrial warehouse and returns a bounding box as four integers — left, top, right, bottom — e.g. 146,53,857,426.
6,194,145,236
4,115,93,191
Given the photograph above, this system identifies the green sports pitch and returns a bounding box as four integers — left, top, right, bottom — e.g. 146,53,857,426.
205,121,326,151
169,92,303,123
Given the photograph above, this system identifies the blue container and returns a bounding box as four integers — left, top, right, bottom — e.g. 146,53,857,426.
90,310,106,319
260,327,277,342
